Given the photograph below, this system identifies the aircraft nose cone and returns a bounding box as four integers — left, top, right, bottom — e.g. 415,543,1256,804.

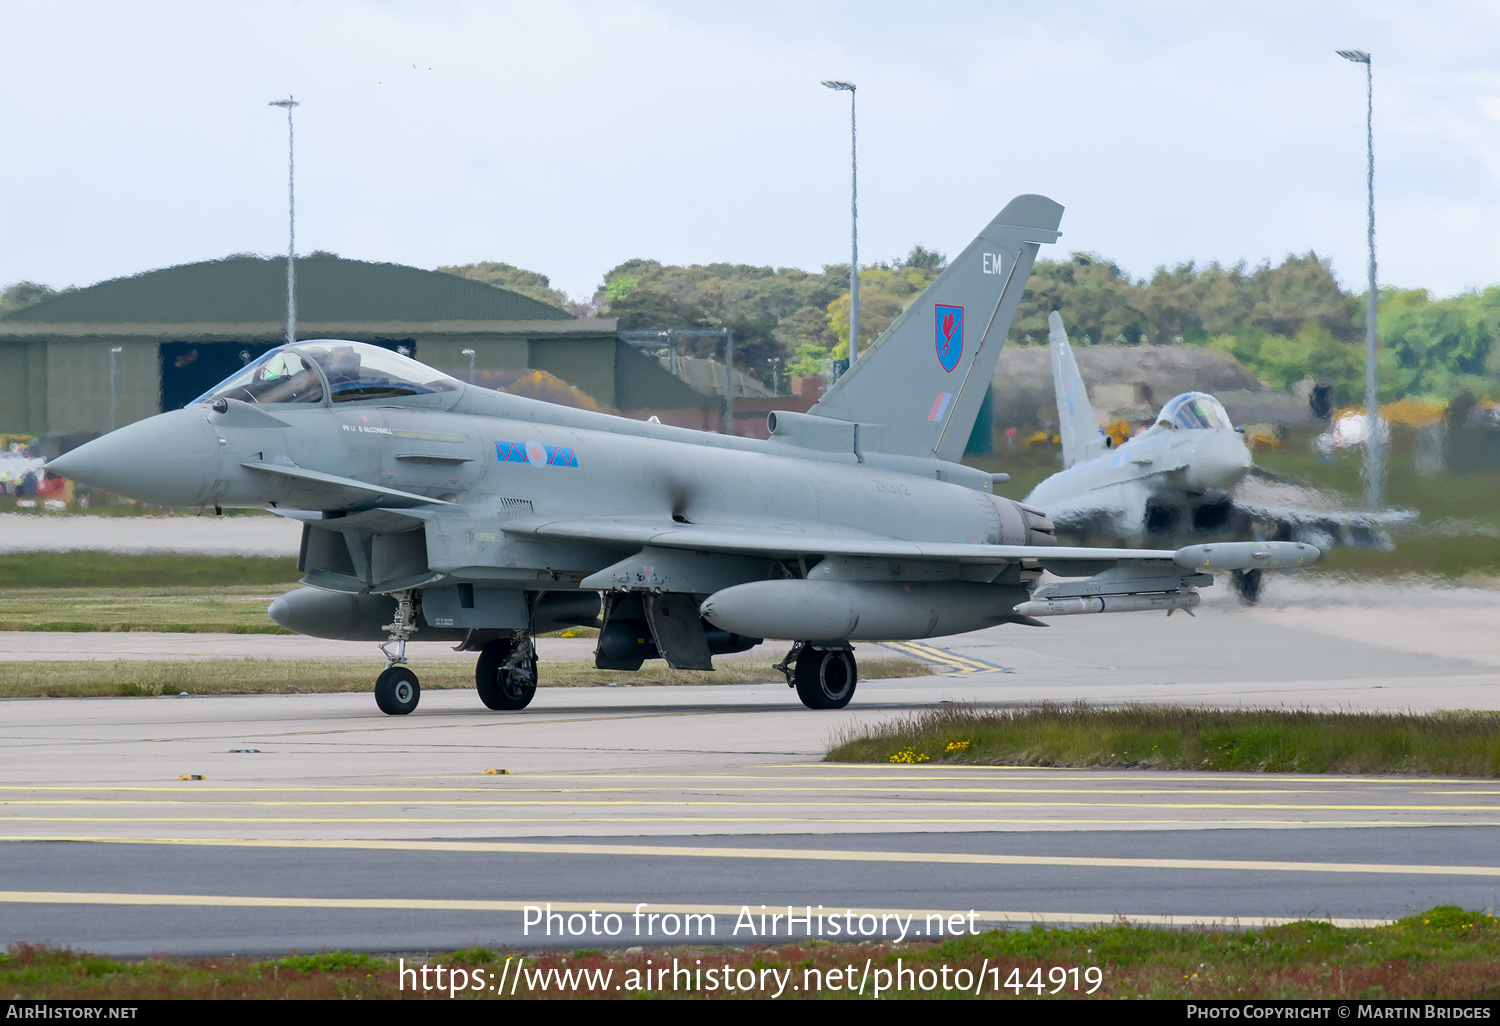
1185,432,1253,492
45,408,221,507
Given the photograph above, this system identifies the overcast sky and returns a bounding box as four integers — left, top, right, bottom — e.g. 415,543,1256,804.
4,1,1498,304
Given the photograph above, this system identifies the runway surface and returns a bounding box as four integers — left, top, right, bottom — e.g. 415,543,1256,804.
0,513,300,556
1,577,1497,954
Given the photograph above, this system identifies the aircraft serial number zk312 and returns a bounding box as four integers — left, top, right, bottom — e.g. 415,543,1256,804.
47,196,1317,715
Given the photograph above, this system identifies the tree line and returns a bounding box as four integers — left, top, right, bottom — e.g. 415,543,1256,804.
7,247,1498,401
1015,252,1500,405
578,248,1500,401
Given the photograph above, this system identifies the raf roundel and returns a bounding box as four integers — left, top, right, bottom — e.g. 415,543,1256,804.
935,304,964,373
495,440,579,467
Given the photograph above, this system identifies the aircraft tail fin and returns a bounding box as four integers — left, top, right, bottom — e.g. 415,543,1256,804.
1048,311,1107,469
810,195,1063,461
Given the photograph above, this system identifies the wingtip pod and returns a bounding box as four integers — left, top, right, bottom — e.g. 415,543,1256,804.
1172,541,1322,572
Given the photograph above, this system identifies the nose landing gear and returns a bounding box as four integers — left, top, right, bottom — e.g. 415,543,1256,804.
374,590,421,715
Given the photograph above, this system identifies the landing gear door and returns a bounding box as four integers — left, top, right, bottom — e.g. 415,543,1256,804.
643,593,714,671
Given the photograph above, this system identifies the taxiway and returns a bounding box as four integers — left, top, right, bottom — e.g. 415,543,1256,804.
0,577,1496,953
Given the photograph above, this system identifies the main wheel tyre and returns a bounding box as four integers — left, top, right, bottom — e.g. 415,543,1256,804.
476,639,536,711
374,665,420,715
793,647,857,710
1231,567,1264,605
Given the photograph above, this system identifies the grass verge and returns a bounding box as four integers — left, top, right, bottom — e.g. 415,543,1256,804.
0,592,296,634
970,434,1500,581
5,907,1499,998
1301,532,1500,581
825,703,1500,777
0,656,926,698
0,552,301,591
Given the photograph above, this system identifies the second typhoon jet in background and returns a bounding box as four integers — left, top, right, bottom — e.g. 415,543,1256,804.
47,196,1317,715
1026,311,1405,601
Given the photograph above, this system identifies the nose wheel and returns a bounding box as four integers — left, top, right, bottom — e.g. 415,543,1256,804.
375,665,420,715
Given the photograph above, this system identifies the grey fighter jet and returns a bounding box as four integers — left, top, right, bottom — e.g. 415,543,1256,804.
1025,311,1407,601
46,196,1317,715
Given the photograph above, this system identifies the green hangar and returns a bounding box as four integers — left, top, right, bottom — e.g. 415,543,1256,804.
0,254,710,436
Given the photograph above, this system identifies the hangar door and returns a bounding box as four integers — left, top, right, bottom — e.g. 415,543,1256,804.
158,339,419,412
159,342,280,412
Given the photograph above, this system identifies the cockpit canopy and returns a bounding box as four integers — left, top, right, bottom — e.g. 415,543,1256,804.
1155,392,1233,431
194,341,460,406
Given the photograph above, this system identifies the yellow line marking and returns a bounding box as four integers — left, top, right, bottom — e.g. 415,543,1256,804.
0,799,1496,812
4,818,1499,830
1,835,1495,879
881,641,1007,674
0,709,728,747
9,785,1497,800
3,773,1493,787
876,642,996,672
14,816,1488,828
0,889,1390,929
2,796,1498,809
15,781,1405,792
891,639,991,663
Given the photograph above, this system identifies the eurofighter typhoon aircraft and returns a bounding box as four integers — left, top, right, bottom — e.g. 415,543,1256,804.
47,196,1317,715
1026,311,1404,602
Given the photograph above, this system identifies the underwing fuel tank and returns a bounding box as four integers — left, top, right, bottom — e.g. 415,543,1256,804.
268,588,466,642
699,580,1030,642
268,587,601,641
1171,540,1320,570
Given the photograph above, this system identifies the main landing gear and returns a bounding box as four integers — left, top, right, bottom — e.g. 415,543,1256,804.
1231,567,1264,606
776,642,858,710
375,590,421,715
475,635,538,711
